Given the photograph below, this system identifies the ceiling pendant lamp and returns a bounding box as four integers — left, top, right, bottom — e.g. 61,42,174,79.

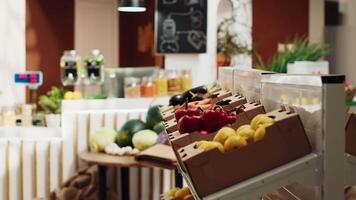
118,0,146,12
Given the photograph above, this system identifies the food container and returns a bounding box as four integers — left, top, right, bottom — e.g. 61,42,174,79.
141,76,156,97
60,50,81,86
181,69,192,92
161,108,175,121
215,94,247,112
346,113,356,156
205,90,232,104
163,118,178,133
160,192,194,200
124,77,141,98
155,70,169,96
168,102,265,159
166,70,182,95
2,106,16,127
177,108,312,197
84,49,105,84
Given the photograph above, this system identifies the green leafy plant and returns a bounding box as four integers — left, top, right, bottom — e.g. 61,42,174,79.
38,87,65,114
217,16,251,56
258,37,330,73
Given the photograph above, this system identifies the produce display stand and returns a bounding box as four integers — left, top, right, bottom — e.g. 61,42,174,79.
169,74,347,200
80,152,182,200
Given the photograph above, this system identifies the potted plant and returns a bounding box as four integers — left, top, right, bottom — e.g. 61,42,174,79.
258,37,330,73
38,86,65,127
217,17,251,67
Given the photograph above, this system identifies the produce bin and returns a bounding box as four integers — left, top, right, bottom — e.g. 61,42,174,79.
168,102,265,161
216,94,247,112
164,118,178,133
346,113,356,156
177,108,312,197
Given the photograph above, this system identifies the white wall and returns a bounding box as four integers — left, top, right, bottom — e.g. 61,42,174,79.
75,0,119,67
309,0,325,43
165,0,252,86
0,0,26,107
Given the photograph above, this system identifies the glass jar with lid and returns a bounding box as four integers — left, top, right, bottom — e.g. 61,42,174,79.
124,77,141,98
166,69,182,95
141,76,156,97
154,70,168,97
21,104,33,127
2,106,16,127
60,50,81,86
84,49,105,84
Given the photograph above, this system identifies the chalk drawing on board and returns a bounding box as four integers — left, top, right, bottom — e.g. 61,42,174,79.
190,10,203,28
157,0,207,53
163,0,178,5
185,0,204,7
160,17,180,52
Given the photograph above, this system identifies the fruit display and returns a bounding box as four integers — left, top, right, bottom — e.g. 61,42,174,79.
146,105,164,129
176,107,312,197
160,187,194,200
116,119,147,147
104,143,140,156
168,85,209,106
64,91,82,100
132,129,158,151
195,115,275,153
90,128,117,152
166,102,265,156
89,104,168,156
346,113,356,156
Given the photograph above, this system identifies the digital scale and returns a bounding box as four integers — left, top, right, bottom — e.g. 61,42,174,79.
14,71,43,104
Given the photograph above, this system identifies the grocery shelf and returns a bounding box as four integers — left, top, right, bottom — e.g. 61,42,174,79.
177,153,319,200
346,154,356,185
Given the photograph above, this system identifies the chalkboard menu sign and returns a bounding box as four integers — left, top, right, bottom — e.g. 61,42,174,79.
155,0,207,53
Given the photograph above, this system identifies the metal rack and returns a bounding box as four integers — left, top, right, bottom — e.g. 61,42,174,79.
175,74,348,200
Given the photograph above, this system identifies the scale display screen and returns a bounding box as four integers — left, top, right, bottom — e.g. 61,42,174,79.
14,72,42,85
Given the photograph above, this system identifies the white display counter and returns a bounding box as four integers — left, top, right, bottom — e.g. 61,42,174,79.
0,127,62,200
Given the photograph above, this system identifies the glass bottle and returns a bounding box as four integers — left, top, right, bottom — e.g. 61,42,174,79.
124,77,141,98
180,69,192,92
166,70,182,95
154,70,168,96
2,106,16,127
141,77,156,97
84,49,105,85
21,104,33,127
60,50,81,86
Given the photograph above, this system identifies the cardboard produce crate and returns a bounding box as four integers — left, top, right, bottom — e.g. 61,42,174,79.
177,108,312,197
164,118,178,133
216,94,247,112
346,113,356,156
168,102,265,160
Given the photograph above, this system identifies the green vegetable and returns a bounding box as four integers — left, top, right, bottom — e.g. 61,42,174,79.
146,105,163,129
132,129,158,151
38,87,65,114
90,128,117,152
116,119,147,147
153,121,165,134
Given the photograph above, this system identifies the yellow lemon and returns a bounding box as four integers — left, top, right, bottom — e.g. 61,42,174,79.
213,127,236,145
224,135,247,152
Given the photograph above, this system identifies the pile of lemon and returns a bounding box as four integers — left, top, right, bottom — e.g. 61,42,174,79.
64,91,82,100
168,187,193,200
195,114,275,153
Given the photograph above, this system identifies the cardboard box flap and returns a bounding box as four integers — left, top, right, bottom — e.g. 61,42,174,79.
135,144,177,165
